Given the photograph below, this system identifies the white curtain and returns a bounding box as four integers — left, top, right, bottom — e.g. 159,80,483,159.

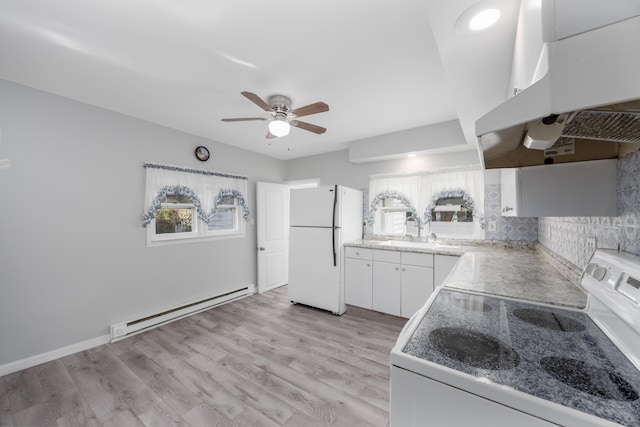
142,163,248,227
419,167,485,239
368,174,421,229
368,166,485,238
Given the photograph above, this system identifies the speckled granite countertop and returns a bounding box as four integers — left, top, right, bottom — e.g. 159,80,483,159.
345,239,588,309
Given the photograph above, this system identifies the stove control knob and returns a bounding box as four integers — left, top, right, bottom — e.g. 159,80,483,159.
585,263,607,281
593,266,608,281
585,263,599,276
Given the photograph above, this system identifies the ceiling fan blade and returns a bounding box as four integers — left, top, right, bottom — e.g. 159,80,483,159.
266,131,277,139
241,91,273,112
291,102,329,118
291,120,327,134
221,117,267,122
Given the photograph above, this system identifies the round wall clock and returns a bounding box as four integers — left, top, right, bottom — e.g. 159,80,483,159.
195,146,210,161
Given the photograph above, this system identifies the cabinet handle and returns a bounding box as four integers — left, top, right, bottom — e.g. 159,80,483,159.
395,267,399,271
356,252,360,255
367,263,370,267
503,206,513,213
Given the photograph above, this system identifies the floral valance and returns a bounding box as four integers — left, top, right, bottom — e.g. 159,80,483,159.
367,191,422,229
142,163,249,227
423,190,484,228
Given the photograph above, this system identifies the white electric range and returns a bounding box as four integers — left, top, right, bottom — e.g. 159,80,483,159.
390,249,640,426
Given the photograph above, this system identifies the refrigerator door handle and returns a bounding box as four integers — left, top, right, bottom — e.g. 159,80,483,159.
332,185,338,267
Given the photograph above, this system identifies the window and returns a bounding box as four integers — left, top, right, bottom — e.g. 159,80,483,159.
154,194,197,238
206,195,242,236
427,191,478,237
368,191,421,236
431,196,473,223
143,164,249,247
147,193,246,245
380,198,411,235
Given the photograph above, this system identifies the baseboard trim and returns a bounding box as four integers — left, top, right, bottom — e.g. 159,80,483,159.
0,335,110,378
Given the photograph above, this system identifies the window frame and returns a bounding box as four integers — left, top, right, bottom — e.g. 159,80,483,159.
146,196,246,247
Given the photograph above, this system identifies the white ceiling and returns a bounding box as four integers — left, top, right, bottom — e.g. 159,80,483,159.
0,0,521,160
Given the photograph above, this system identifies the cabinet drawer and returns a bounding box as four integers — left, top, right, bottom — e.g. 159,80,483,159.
373,249,402,263
402,252,434,267
345,246,373,260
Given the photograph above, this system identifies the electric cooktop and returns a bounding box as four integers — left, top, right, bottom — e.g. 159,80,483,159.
403,288,640,426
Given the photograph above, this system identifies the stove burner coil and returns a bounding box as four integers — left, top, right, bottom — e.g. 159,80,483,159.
429,327,520,370
513,308,586,332
541,356,639,401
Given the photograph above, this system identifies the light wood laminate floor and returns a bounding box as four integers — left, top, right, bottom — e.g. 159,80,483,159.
0,286,406,426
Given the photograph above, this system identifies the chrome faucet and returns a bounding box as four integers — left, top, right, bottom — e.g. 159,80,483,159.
430,232,437,241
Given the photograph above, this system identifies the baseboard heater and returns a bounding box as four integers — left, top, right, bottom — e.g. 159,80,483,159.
110,284,254,342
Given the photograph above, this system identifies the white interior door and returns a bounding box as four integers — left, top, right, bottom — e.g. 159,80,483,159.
257,182,290,293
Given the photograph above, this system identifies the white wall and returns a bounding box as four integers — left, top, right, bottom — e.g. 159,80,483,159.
285,148,481,189
0,79,285,367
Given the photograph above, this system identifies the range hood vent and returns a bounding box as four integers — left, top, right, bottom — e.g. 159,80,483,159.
561,110,640,143
476,15,640,169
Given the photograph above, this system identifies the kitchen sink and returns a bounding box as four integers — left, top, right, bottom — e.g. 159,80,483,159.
378,240,459,250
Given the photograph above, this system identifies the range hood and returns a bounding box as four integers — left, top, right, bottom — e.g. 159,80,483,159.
476,14,640,169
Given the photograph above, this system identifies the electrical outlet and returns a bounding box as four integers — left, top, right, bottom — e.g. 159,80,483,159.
488,221,497,232
587,237,597,254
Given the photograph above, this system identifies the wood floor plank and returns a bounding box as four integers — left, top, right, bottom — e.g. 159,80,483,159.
186,352,296,425
4,367,45,414
117,347,202,417
2,285,404,426
0,376,14,426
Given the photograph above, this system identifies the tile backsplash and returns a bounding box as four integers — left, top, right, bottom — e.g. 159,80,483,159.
538,151,640,269
484,184,538,241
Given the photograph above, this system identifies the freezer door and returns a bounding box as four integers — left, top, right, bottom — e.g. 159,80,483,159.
290,186,339,227
288,226,344,314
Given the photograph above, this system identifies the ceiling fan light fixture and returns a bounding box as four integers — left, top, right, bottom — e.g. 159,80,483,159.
268,116,291,137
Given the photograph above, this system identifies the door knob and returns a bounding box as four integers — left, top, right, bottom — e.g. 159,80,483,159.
258,247,265,251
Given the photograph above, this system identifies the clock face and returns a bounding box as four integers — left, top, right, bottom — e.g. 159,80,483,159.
195,146,210,161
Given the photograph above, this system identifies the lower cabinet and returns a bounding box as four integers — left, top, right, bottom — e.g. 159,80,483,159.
346,247,435,318
372,260,402,316
345,248,373,308
401,264,434,318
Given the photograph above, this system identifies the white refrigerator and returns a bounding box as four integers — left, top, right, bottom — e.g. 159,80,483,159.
288,185,363,315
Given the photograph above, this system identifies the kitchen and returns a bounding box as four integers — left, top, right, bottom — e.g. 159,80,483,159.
2,0,640,426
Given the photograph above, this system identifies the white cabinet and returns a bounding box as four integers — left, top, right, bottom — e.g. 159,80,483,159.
434,254,460,287
347,248,434,318
373,260,402,316
372,249,402,316
500,159,617,217
401,264,433,319
345,247,373,308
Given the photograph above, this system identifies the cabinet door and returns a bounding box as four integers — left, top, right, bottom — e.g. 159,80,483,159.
401,265,434,318
500,168,519,217
345,258,372,309
372,261,401,316
434,254,460,287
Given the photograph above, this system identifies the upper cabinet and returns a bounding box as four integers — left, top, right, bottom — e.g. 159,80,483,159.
501,159,617,217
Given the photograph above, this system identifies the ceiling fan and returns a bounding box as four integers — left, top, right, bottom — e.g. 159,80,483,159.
222,91,329,138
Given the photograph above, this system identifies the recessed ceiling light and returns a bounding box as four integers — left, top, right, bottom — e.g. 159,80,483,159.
407,153,417,158
469,8,501,30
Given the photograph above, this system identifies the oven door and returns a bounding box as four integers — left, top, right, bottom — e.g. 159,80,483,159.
390,366,557,427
